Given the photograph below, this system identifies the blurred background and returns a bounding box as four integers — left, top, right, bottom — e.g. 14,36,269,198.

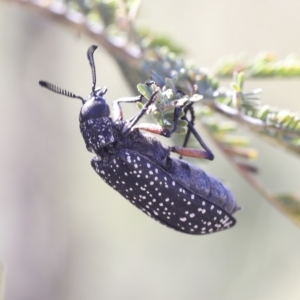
1,0,300,299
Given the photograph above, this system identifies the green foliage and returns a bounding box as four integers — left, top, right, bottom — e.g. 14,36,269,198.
136,79,202,134
214,53,300,77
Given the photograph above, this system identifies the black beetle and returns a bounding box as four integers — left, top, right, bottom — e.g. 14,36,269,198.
39,45,239,234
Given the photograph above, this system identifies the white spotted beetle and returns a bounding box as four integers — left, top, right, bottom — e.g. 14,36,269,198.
39,45,239,234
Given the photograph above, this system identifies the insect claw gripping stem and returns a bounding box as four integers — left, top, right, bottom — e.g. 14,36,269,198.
112,95,143,122
39,45,239,235
122,91,159,134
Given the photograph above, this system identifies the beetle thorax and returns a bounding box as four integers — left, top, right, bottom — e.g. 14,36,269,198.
78,86,117,153
79,117,117,153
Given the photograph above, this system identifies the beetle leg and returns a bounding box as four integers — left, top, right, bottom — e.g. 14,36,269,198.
170,146,214,160
181,115,214,160
169,106,182,135
112,95,143,121
181,103,195,150
112,81,156,122
178,104,194,159
122,91,159,133
132,106,182,137
133,123,171,137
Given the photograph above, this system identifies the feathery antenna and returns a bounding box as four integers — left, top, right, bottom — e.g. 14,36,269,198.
87,45,98,94
39,81,85,103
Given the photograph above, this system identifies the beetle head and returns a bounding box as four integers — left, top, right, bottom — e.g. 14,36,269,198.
39,45,111,125
79,86,110,123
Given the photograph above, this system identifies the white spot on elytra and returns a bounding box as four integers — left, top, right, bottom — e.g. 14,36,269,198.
180,217,187,222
